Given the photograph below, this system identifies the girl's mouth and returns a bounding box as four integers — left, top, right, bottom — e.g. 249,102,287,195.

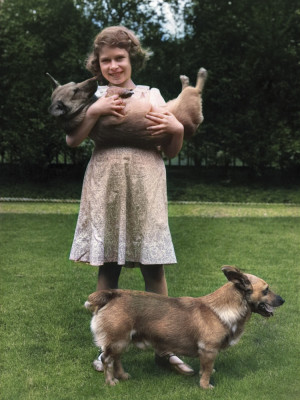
110,73,122,79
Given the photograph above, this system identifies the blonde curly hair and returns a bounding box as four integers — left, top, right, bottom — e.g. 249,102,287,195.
86,26,149,83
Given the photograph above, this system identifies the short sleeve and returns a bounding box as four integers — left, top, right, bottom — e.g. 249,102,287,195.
149,88,166,107
95,86,108,98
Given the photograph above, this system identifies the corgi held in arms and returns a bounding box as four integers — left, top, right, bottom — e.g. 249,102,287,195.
47,68,207,148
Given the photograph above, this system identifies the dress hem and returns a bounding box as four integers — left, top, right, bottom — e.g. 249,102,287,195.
70,258,177,268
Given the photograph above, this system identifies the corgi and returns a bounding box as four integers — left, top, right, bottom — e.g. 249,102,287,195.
84,266,284,388
47,68,207,146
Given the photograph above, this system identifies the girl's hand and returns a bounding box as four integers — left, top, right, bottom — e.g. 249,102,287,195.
87,95,125,119
145,111,184,136
66,95,125,148
145,111,184,159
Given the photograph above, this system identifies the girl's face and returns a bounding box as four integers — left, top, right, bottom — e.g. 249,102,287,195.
99,46,133,87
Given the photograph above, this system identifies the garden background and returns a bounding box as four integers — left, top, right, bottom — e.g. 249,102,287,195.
1,0,300,175
1,1,299,399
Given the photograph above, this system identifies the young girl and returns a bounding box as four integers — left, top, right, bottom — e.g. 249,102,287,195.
67,26,193,376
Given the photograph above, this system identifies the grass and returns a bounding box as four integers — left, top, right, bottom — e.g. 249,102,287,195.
0,202,299,400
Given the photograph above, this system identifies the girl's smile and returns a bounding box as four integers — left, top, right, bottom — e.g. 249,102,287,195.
99,46,134,89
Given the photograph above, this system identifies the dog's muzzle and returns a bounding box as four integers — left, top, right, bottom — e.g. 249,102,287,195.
255,295,285,317
257,302,275,317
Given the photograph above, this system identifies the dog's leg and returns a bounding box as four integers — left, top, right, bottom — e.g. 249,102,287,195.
200,366,216,375
180,75,190,90
113,355,130,381
195,68,208,93
102,353,119,386
199,350,217,389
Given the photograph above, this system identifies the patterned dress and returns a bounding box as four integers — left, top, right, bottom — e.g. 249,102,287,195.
69,85,177,267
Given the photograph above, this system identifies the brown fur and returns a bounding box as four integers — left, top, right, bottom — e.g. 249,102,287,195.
85,266,284,388
47,68,207,147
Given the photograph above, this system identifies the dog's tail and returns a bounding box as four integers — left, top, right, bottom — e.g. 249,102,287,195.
85,290,121,312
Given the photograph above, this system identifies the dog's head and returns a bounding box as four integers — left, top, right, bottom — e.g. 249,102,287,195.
46,73,98,118
222,266,285,317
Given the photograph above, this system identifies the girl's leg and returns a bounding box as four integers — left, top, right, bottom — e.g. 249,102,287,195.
94,262,122,372
140,264,168,295
97,263,122,290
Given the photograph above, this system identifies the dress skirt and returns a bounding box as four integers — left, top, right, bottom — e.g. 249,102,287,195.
69,146,177,267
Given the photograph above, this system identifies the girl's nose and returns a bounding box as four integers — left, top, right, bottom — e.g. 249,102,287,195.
110,60,118,69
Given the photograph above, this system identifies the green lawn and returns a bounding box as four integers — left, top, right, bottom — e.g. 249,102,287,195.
0,202,299,400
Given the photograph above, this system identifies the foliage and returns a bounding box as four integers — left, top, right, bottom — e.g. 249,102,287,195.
181,0,300,173
0,0,300,175
0,0,95,169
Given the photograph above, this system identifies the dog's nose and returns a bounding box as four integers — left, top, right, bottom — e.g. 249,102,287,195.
277,296,285,305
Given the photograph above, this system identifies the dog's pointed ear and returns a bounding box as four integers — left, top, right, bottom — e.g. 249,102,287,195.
222,266,252,292
46,72,60,89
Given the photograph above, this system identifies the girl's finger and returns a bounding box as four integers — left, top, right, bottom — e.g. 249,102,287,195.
147,124,164,131
145,113,164,120
146,118,162,125
148,124,165,132
112,111,125,118
147,111,171,117
114,105,125,110
150,129,165,136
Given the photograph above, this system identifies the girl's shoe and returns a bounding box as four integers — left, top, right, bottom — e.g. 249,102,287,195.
155,353,194,376
93,352,104,372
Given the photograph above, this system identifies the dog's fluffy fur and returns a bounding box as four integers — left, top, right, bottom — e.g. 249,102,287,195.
85,266,284,388
47,68,207,147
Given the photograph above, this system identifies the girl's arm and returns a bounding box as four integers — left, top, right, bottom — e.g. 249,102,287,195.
145,111,184,159
66,95,125,148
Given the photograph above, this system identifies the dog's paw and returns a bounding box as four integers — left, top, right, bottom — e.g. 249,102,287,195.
200,368,216,376
198,68,208,79
106,377,119,386
180,75,190,86
118,372,130,381
200,382,214,390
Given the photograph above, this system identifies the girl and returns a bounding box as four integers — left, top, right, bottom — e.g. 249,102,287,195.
67,26,193,376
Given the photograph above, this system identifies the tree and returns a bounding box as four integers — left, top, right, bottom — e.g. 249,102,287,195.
0,0,172,169
0,0,95,169
1,0,299,176
179,0,300,174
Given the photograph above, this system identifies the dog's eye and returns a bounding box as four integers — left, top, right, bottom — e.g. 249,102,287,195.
73,88,80,95
262,287,269,296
